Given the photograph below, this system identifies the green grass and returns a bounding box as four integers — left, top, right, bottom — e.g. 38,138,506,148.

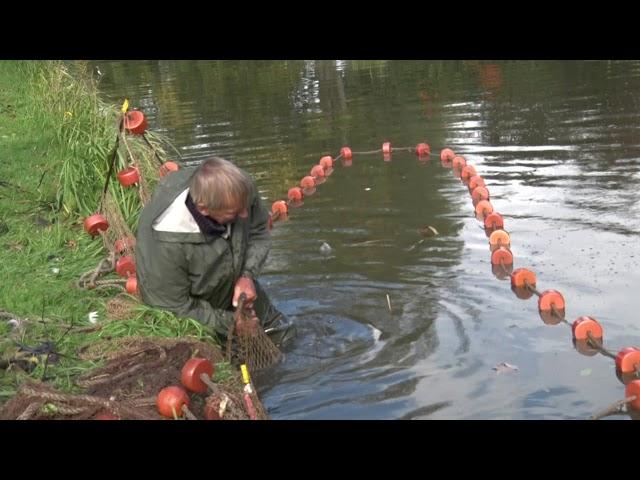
0,60,219,403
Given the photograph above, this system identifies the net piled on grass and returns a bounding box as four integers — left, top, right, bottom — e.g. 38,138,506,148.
226,293,282,373
104,294,138,320
0,337,269,420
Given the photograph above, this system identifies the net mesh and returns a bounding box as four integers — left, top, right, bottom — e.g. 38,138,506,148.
226,295,282,372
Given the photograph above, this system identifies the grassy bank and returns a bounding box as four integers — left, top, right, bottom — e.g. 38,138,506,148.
0,61,217,401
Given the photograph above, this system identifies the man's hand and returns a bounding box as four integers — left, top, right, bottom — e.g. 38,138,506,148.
233,276,257,309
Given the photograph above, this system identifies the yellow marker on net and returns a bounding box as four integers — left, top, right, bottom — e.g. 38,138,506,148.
240,364,250,384
240,364,253,394
121,98,129,113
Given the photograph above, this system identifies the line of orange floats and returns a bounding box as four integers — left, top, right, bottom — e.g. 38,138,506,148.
268,142,432,228
268,141,640,415
82,110,180,295
442,146,639,414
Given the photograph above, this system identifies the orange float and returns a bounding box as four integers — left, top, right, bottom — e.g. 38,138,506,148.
537,289,565,325
117,166,140,187
571,316,603,341
510,268,536,288
472,186,490,204
310,165,325,178
538,289,565,312
510,268,536,299
125,276,138,295
300,176,316,189
341,146,353,160
159,161,180,177
271,200,288,219
124,110,147,135
452,156,467,170
84,214,109,237
491,246,513,266
460,165,477,183
489,229,510,252
625,380,640,410
288,187,303,204
319,156,334,171
416,143,430,157
156,386,191,419
615,347,640,374
475,200,493,219
616,369,638,386
115,255,136,277
300,176,317,195
483,212,504,231
310,165,326,184
468,175,486,191
440,148,455,162
181,357,215,394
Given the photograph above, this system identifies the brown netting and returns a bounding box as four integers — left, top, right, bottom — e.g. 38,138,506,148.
77,190,141,292
101,193,136,255
105,294,138,320
0,337,269,420
226,294,282,372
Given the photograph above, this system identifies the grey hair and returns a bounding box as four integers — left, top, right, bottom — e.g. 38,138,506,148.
189,157,251,211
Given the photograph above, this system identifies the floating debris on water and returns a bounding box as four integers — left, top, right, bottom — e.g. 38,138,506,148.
492,362,519,374
419,225,439,237
319,242,332,255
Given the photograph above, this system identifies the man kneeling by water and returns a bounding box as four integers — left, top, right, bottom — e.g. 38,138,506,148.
135,157,295,348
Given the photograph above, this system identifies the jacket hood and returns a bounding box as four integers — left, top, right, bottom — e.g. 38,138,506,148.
140,167,208,244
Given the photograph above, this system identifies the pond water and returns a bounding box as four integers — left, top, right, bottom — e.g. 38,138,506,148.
95,60,640,419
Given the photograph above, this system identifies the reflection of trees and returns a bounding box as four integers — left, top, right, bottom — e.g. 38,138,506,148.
94,59,471,368
467,61,640,207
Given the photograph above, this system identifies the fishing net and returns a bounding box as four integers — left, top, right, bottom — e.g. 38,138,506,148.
226,294,282,373
76,193,135,292
104,294,138,320
0,337,268,420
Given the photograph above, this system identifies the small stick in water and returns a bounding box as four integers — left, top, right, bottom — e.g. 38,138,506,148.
406,238,425,252
386,294,392,313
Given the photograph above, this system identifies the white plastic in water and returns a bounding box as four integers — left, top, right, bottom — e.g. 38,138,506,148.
319,242,332,255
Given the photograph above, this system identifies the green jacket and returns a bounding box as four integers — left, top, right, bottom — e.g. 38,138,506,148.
135,166,271,336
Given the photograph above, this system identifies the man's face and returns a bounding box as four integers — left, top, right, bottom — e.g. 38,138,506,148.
197,204,248,225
